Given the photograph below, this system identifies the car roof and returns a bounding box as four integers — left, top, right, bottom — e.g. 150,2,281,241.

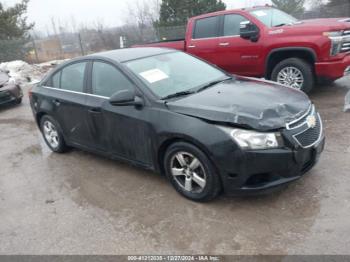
88,47,176,63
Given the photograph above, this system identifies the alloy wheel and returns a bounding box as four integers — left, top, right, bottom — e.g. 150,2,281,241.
43,120,59,149
170,152,207,193
277,66,304,90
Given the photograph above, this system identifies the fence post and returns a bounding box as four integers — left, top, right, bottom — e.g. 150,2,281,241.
31,38,39,63
78,33,85,56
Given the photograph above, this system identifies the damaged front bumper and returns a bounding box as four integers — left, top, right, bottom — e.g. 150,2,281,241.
218,136,325,195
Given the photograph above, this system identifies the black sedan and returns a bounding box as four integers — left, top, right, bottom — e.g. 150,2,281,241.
0,70,23,106
29,48,325,202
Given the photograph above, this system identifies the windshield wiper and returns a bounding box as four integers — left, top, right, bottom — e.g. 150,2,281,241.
196,77,232,93
162,90,195,100
274,23,287,27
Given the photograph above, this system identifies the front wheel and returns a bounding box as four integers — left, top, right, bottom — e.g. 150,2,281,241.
15,98,22,104
164,142,221,202
271,58,314,93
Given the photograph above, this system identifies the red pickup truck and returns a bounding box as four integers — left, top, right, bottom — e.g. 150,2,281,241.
136,6,350,93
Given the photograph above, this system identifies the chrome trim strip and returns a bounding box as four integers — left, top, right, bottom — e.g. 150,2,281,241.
286,104,313,130
292,113,323,149
191,35,240,41
42,86,109,99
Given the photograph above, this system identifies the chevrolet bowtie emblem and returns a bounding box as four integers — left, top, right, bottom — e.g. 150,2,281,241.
306,115,317,129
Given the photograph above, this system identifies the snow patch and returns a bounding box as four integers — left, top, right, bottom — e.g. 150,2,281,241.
345,90,350,112
0,60,66,86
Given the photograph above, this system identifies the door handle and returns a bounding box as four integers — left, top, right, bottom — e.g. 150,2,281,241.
219,42,229,46
188,45,196,48
52,99,61,106
88,108,102,114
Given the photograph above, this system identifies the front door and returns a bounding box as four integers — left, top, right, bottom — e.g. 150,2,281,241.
216,14,263,76
85,61,153,165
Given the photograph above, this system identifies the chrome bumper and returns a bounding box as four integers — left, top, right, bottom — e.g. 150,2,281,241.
345,66,350,76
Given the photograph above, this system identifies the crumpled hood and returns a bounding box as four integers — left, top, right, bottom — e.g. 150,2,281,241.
166,77,311,131
0,71,9,87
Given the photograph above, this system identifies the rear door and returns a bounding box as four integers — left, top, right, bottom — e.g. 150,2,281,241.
216,13,263,76
187,15,222,66
43,61,91,146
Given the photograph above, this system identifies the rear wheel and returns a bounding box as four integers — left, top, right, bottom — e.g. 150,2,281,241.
40,115,68,153
164,142,221,202
271,58,314,93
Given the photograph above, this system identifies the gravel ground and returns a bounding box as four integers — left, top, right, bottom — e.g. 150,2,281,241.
0,77,349,255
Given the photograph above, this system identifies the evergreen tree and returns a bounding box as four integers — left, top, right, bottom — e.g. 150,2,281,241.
0,0,33,62
0,0,33,39
157,0,226,27
326,0,350,17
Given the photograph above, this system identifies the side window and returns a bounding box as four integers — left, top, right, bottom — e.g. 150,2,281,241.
193,16,219,39
61,62,87,92
224,14,248,36
92,62,134,97
52,71,60,88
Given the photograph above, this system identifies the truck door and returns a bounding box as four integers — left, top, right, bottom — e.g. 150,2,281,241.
216,14,263,76
186,15,221,67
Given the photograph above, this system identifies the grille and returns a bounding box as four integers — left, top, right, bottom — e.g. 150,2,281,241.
287,106,312,129
293,114,322,148
286,105,323,148
341,30,350,53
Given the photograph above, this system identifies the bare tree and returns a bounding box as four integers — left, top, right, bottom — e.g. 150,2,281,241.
123,0,160,43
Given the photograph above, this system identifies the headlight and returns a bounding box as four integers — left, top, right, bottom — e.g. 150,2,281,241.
218,127,283,150
324,31,344,56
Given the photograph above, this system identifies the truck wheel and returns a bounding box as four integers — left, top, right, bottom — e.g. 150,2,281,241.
318,78,335,86
271,58,314,93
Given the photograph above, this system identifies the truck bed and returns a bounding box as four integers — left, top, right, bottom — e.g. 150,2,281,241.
133,39,185,51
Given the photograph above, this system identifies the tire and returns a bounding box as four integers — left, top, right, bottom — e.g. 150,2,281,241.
40,115,68,153
271,58,315,93
318,78,335,86
164,142,221,202
15,98,22,104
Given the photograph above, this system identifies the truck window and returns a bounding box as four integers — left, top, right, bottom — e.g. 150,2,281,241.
193,16,220,39
224,14,248,36
249,8,297,27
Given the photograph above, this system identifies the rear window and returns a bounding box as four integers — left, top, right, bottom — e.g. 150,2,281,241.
193,16,220,39
0,71,9,86
52,72,60,88
60,62,87,92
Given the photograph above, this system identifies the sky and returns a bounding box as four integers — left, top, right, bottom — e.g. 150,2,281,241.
2,0,272,33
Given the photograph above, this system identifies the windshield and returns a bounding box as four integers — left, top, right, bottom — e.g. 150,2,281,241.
250,8,298,27
124,52,227,99
0,71,9,86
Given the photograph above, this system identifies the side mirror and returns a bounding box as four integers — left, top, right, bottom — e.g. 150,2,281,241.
109,90,144,107
240,21,260,42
